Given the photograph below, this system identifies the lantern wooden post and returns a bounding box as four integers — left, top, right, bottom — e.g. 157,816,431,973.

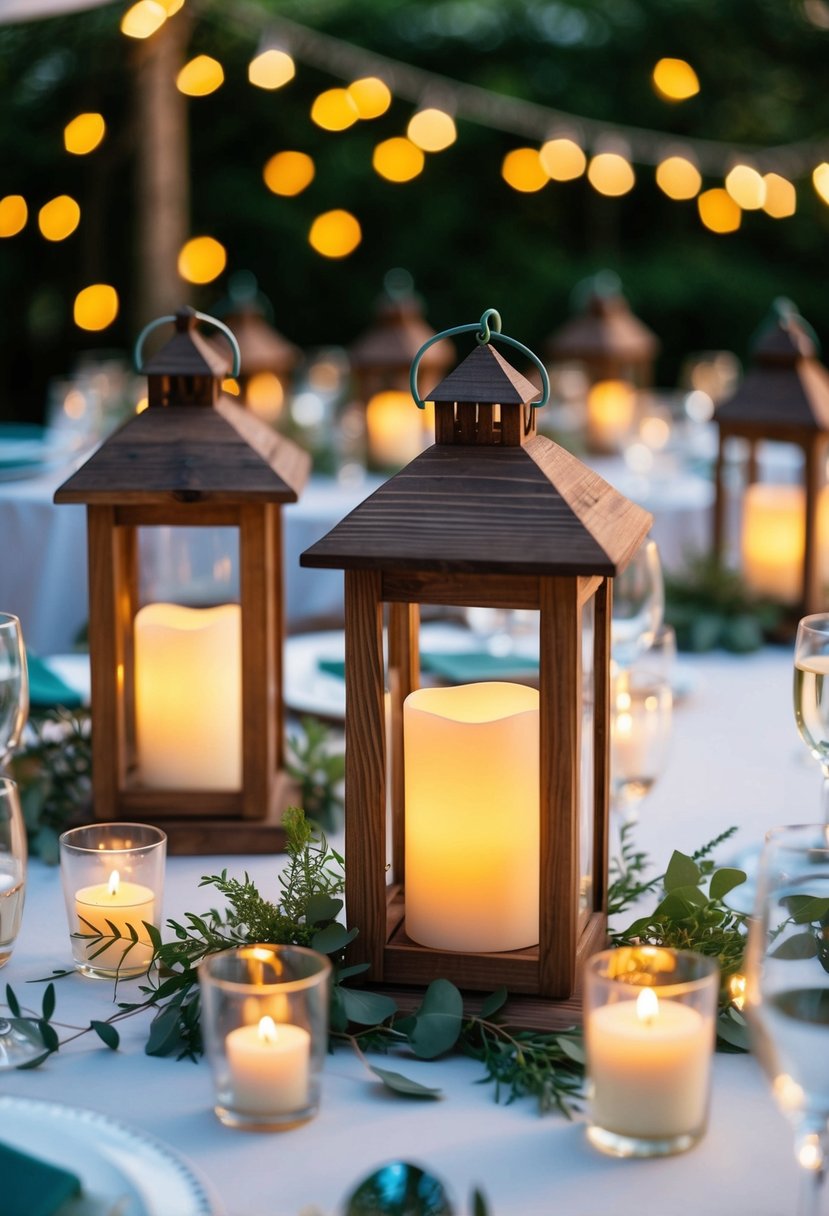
55,309,310,854
713,301,829,619
303,315,651,1022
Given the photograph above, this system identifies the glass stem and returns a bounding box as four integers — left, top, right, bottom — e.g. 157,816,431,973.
795,1125,828,1216
821,768,829,825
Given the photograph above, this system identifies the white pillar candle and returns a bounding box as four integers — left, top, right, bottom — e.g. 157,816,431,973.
587,988,712,1138
134,602,242,790
404,681,539,953
365,390,425,467
586,379,636,452
74,869,155,970
225,1016,311,1114
741,483,805,604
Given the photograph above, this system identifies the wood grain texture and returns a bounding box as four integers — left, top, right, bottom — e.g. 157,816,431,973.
382,570,539,609
388,602,420,885
425,343,540,407
87,507,120,823
141,770,298,855
592,577,611,916
240,505,275,821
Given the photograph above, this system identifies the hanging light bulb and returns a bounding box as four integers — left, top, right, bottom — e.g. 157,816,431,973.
347,77,392,119
176,56,224,97
655,154,701,200
73,284,119,332
652,58,700,101
177,236,227,284
724,164,766,210
263,151,315,196
0,195,27,237
120,0,166,39
407,108,456,152
311,89,359,131
248,48,295,90
64,113,106,156
697,188,741,233
501,148,548,193
813,163,829,205
539,137,586,181
308,210,362,258
762,174,796,219
587,150,635,197
38,195,81,241
372,138,425,183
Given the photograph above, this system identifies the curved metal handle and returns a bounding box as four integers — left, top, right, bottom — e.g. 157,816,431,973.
409,308,550,410
133,311,241,377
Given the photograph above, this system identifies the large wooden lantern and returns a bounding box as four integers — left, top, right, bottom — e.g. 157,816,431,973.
713,300,829,616
220,288,302,424
348,280,454,470
55,309,310,854
302,311,651,1013
546,272,659,453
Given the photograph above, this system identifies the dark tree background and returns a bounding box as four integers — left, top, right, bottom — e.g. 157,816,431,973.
1,0,828,420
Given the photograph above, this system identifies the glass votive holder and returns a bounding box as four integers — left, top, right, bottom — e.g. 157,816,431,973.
199,944,332,1132
59,823,166,979
584,946,719,1158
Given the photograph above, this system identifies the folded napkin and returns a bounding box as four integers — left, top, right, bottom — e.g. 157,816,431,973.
27,654,84,710
0,1140,82,1216
319,651,538,684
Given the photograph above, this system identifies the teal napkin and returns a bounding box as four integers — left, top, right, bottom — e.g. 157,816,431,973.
0,1140,82,1216
27,655,83,710
318,652,538,683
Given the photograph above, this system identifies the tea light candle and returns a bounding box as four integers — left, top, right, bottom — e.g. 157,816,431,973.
587,988,711,1138
225,1016,311,1114
74,870,155,970
134,602,242,790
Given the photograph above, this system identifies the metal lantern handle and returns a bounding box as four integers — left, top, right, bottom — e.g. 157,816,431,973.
409,307,550,411
133,311,241,377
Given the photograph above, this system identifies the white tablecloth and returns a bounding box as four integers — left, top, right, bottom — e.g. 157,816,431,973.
0,647,812,1215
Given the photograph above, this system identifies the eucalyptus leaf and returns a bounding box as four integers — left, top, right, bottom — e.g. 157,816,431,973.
336,962,371,981
340,987,398,1026
479,987,508,1021
664,851,701,891
305,893,343,924
5,984,20,1018
311,922,358,955
409,979,463,1060
91,1020,120,1050
329,985,348,1035
555,1035,586,1065
369,1065,443,1099
654,885,707,920
41,983,55,1021
709,868,747,901
716,1009,750,1052
783,895,829,925
770,931,819,960
38,1020,59,1052
472,1189,491,1216
146,1000,186,1057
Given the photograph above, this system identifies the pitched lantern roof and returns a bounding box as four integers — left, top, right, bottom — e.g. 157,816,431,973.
302,341,652,578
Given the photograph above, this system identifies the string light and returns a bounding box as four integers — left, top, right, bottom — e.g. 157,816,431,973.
248,49,295,90
587,152,635,197
725,164,765,209
652,58,700,101
372,137,425,182
120,0,166,39
64,113,106,155
38,195,80,241
813,163,829,205
762,173,796,218
501,148,548,193
177,236,227,283
308,209,361,258
158,0,185,13
0,195,27,237
73,284,119,331
177,56,224,97
539,138,586,181
698,188,741,233
347,77,391,119
655,155,701,199
407,108,457,152
222,378,241,396
263,151,315,196
311,88,359,131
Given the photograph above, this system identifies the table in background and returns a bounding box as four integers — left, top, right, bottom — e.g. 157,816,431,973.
0,647,810,1216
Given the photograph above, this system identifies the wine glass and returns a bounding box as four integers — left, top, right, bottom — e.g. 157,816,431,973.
610,666,672,823
0,613,28,770
744,824,829,1216
0,777,43,1069
794,614,829,821
611,538,665,668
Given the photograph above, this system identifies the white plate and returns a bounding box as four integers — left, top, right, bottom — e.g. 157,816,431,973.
0,1095,219,1216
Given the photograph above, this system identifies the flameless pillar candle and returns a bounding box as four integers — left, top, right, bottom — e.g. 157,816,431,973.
586,379,636,452
225,1016,311,1114
741,484,829,604
74,870,155,970
365,391,426,467
404,681,539,952
134,602,242,789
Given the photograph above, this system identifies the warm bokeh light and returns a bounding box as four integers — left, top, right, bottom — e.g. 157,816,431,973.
347,77,392,119
135,396,149,415
64,112,106,156
652,57,700,101
176,55,224,97
655,155,701,199
407,108,457,152
0,195,27,237
120,0,166,39
38,195,80,241
725,164,766,209
762,173,796,219
177,236,227,284
308,210,362,258
697,188,741,233
311,88,358,131
587,152,635,197
246,372,284,422
248,48,295,90
813,162,829,205
73,284,119,331
372,137,425,183
501,147,548,193
158,0,185,12
263,151,315,196
539,137,586,181
221,378,241,396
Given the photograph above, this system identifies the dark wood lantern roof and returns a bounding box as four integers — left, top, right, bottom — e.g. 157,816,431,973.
349,294,454,373
716,303,829,437
219,304,302,377
141,307,230,378
547,281,659,364
303,340,651,578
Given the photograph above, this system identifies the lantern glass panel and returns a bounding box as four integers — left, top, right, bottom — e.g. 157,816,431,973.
580,594,595,914
137,526,239,606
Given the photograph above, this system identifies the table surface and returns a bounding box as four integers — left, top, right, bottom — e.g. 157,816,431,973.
1,647,813,1216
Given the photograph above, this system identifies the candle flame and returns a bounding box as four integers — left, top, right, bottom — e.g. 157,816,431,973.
108,870,120,897
636,987,659,1024
728,973,746,1011
257,1015,279,1044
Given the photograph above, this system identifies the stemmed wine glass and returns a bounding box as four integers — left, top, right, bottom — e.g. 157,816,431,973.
611,537,665,669
794,614,829,821
745,824,829,1216
0,613,28,769
609,665,673,823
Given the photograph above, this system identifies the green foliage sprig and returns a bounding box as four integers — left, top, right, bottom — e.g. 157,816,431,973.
665,555,782,653
11,709,92,863
286,716,345,833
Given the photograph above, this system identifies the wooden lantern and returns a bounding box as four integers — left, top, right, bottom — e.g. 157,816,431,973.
302,313,651,1019
712,300,829,616
221,295,302,424
55,308,310,854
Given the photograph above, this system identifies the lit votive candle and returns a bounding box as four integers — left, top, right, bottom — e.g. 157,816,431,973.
226,1016,311,1115
74,869,155,972
584,947,718,1157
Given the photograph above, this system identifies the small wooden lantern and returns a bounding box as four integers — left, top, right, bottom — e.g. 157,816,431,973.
55,309,310,854
712,300,829,616
546,272,659,453
221,293,302,424
302,312,651,1015
348,282,454,470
